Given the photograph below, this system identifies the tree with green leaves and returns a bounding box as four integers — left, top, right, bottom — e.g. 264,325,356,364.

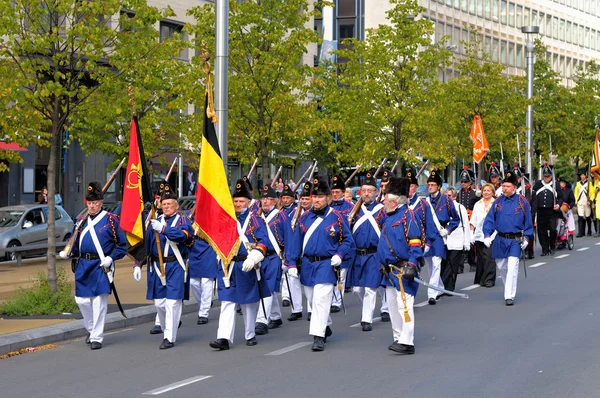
0,0,179,292
187,0,322,180
317,0,452,169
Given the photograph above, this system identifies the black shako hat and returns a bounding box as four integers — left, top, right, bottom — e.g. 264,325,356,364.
86,182,104,201
381,169,394,183
300,182,313,197
260,185,278,198
331,175,345,191
385,177,411,197
363,171,377,187
281,184,295,198
542,162,553,177
427,169,443,186
311,177,331,196
459,166,472,182
403,168,418,185
233,178,253,199
160,182,177,201
489,162,501,179
241,175,254,192
504,170,519,186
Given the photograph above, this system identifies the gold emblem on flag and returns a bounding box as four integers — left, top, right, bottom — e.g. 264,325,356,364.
126,163,140,189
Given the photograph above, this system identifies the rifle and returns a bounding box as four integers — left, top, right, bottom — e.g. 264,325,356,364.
294,165,312,190
391,159,400,174
500,143,506,179
271,166,283,188
415,159,430,179
63,158,127,256
348,158,387,224
344,164,362,186
291,160,317,231
550,135,556,206
516,134,522,167
247,157,259,182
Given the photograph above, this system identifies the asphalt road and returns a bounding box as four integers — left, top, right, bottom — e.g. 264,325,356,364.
1,237,600,398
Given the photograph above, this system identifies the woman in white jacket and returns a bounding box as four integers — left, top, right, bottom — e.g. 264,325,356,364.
470,183,496,287
442,187,471,292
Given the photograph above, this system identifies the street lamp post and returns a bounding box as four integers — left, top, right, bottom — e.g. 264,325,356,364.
522,26,539,179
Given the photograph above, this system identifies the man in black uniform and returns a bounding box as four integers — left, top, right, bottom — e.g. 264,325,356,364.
532,163,562,256
523,173,536,259
456,166,479,273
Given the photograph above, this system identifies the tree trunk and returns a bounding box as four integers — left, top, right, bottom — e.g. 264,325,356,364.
47,97,60,293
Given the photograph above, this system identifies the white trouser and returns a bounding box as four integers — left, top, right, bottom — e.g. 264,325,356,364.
577,202,591,217
424,256,445,299
154,313,161,326
353,287,377,323
386,287,415,346
76,294,108,343
305,284,333,337
256,292,282,324
282,270,303,313
304,285,312,313
154,298,182,343
379,287,389,313
495,257,520,300
190,277,214,318
565,210,575,232
217,301,259,343
331,268,347,307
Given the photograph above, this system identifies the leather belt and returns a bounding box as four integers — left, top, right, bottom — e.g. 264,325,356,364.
80,253,100,260
497,232,520,239
305,256,328,262
356,247,378,255
266,250,278,256
150,255,180,263
232,255,247,262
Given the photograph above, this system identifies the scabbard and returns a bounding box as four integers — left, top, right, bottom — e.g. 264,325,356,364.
110,281,127,318
284,272,294,310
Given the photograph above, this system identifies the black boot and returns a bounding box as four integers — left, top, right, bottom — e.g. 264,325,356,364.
577,217,585,237
255,322,269,335
311,336,325,351
209,338,230,350
287,312,303,321
587,217,593,236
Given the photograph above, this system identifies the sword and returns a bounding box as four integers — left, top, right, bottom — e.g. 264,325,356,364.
255,267,268,320
521,234,528,278
283,272,294,311
104,267,127,318
335,267,346,315
414,277,469,299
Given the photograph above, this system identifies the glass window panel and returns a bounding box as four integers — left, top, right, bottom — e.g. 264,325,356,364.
508,42,515,66
462,28,470,54
461,0,468,12
337,0,355,17
500,40,507,64
566,57,572,78
591,29,596,50
516,5,522,27
560,55,565,77
597,31,600,50
553,54,558,73
484,0,491,19
552,17,558,40
484,35,492,57
338,19,355,39
500,0,507,24
567,22,572,43
516,44,523,68
532,10,538,27
453,26,461,48
470,0,476,15
538,12,545,35
524,7,530,26
545,15,552,37
435,21,445,43
447,0,453,6
477,0,484,17
585,27,590,48
492,38,499,62
559,19,565,42
492,0,499,21
454,0,460,8
508,2,515,27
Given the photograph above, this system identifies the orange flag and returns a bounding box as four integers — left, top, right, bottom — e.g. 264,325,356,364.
591,130,600,180
469,115,489,164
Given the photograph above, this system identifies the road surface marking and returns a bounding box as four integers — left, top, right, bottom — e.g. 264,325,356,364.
577,247,589,251
350,317,381,328
414,301,429,308
104,328,133,336
265,342,313,356
461,284,480,291
528,262,546,268
555,254,570,259
595,242,600,246
143,376,212,395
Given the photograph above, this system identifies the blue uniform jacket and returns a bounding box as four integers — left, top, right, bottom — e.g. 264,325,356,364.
73,211,126,297
261,208,297,293
217,210,272,304
423,193,459,259
349,201,387,288
281,204,297,219
331,199,356,269
295,205,355,286
145,213,193,300
188,236,218,279
483,193,534,259
409,195,439,257
377,205,423,297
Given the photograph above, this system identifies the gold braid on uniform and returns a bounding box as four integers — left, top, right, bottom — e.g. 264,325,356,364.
336,214,343,245
417,201,427,247
272,217,284,247
248,215,267,255
108,214,118,243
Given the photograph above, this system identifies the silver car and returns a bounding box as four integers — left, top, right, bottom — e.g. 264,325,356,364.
0,204,74,261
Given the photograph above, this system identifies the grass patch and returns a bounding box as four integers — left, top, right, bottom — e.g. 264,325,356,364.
0,267,78,316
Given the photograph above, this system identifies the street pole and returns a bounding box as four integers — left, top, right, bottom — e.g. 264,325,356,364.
522,26,539,180
215,0,229,165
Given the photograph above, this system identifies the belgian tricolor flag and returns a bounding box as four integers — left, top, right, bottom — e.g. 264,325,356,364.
592,129,600,181
121,115,153,249
194,94,240,265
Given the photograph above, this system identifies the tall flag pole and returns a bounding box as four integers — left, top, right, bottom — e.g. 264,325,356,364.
591,117,600,180
121,86,153,258
469,114,489,187
194,44,240,270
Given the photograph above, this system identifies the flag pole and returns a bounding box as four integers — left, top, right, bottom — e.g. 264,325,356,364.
215,0,228,165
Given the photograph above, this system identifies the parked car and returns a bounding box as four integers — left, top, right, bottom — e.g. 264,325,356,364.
0,204,74,261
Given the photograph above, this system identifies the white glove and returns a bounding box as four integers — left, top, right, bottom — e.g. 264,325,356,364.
331,255,342,267
100,256,113,269
520,239,528,250
423,245,431,255
475,190,482,197
439,228,448,237
59,251,69,260
483,237,492,248
463,243,470,251
150,219,163,233
289,267,298,277
133,266,142,282
242,249,265,272
281,263,289,274
470,234,476,245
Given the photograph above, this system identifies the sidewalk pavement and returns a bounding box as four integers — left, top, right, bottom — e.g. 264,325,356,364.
0,256,199,355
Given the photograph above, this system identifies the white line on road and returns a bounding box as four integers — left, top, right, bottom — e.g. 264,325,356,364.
414,301,430,308
595,242,600,246
528,262,546,268
104,328,133,336
350,317,381,328
461,284,480,291
143,376,212,395
577,247,590,252
265,342,313,356
555,254,570,259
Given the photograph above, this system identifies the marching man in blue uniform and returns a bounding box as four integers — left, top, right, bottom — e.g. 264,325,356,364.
348,171,388,332
255,185,298,334
423,169,459,305
378,177,423,355
209,179,272,350
60,182,127,350
188,234,218,325
295,177,355,351
483,170,534,306
279,184,301,313
329,174,355,313
139,182,193,349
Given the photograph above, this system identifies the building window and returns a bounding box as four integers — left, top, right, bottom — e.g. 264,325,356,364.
523,7,530,26
477,0,483,17
516,5,522,28
559,19,565,42
461,0,468,13
435,21,445,43
484,0,491,19
160,21,188,60
552,17,558,40
508,42,515,66
469,0,476,15
516,44,523,68
559,55,565,77
508,2,515,27
492,38,499,62
500,0,507,24
484,35,492,57
566,21,572,43
492,0,499,21
336,0,357,42
500,40,507,64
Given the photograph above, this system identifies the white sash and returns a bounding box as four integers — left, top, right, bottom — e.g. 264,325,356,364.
263,209,282,258
79,210,107,251
302,208,332,252
426,196,447,244
409,196,420,210
162,215,186,273
577,181,589,203
537,181,555,196
82,211,115,283
352,203,384,237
